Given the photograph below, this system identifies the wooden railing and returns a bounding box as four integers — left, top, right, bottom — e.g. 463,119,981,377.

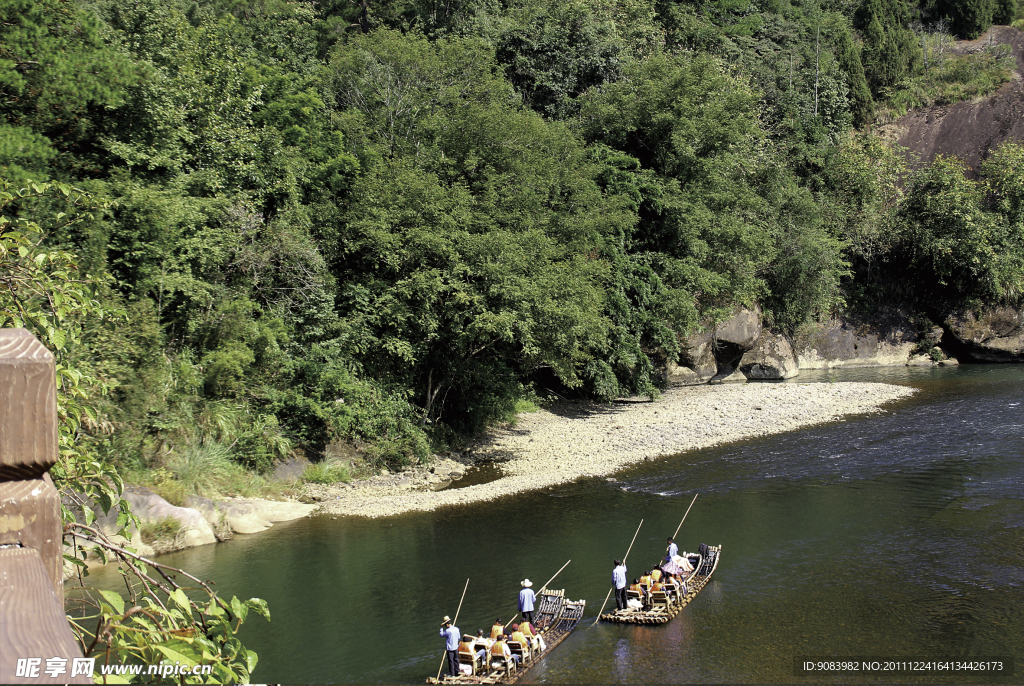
1,329,91,683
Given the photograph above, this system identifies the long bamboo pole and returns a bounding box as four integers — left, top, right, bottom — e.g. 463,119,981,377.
539,559,571,592
436,578,470,682
591,518,644,626
672,494,699,540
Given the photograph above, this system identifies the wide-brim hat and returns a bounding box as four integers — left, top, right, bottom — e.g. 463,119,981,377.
441,615,451,625
521,579,533,587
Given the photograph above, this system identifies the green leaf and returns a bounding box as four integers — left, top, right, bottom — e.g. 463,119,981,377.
171,588,190,611
246,597,270,621
154,643,197,667
230,596,248,624
99,589,125,615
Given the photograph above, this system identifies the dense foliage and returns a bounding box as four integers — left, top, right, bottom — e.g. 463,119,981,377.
11,1,1024,679
4,0,1024,479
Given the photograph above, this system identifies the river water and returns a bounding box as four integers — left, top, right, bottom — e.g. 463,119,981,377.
76,365,1024,683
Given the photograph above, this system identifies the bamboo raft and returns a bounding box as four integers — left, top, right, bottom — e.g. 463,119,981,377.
599,543,721,625
427,589,586,684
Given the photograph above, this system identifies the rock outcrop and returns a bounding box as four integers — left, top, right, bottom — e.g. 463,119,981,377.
945,307,1024,362
793,314,919,369
123,487,218,548
666,306,982,384
72,486,316,569
713,307,763,366
739,330,799,379
670,307,762,384
673,330,717,384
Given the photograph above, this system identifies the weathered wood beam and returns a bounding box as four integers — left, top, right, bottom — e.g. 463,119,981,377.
0,548,90,684
0,329,57,480
0,329,89,682
0,475,64,596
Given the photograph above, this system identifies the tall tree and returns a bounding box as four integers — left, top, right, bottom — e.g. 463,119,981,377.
857,0,921,95
0,0,139,180
924,0,998,38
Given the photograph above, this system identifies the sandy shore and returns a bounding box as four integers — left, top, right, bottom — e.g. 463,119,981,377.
315,382,915,518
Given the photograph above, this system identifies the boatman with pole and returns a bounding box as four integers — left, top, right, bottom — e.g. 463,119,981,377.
519,579,536,623
612,559,628,610
440,616,461,678
665,537,678,563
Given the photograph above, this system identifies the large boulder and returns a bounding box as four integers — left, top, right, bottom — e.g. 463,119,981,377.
739,330,799,379
122,487,217,548
670,307,763,384
186,496,315,536
945,308,1024,362
713,307,763,366
674,329,717,383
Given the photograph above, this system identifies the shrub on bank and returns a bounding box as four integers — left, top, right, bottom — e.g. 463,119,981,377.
302,459,351,484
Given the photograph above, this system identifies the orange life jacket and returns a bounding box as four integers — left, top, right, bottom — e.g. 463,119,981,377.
510,631,527,648
521,623,535,638
651,581,664,593
490,640,507,657
490,624,504,640
629,583,642,594
651,569,662,582
639,575,652,588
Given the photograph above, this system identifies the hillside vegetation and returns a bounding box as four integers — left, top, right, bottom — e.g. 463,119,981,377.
4,0,1024,489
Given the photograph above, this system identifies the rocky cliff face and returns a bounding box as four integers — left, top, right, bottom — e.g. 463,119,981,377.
888,26,1024,178
668,307,763,384
793,313,920,369
663,307,964,385
945,307,1024,361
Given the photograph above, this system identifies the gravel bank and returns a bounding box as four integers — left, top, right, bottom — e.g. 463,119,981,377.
315,382,915,518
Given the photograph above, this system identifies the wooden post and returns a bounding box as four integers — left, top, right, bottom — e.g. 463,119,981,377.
0,329,90,683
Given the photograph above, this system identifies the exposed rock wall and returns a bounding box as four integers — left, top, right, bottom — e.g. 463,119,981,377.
664,307,971,384
793,316,920,369
669,307,762,384
945,308,1024,361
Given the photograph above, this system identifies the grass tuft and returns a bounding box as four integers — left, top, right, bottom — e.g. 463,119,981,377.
302,460,351,484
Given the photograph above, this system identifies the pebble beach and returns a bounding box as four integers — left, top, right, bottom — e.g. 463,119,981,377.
314,382,916,518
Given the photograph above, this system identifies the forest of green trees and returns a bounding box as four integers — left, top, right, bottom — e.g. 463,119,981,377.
5,0,1024,491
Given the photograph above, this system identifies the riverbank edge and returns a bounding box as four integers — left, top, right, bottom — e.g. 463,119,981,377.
69,381,914,571
312,381,916,519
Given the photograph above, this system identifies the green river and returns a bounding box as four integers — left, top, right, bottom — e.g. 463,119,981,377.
75,365,1024,683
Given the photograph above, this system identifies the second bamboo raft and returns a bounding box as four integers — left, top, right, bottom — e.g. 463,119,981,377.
599,543,721,625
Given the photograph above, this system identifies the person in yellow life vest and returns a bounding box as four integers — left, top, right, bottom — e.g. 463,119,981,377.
520,620,545,653
662,573,678,599
639,571,653,592
650,568,662,583
628,578,646,608
462,634,486,663
490,635,520,669
490,618,505,640
509,624,531,661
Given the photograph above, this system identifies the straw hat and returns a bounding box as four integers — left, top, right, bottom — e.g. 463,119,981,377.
521,579,533,587
441,615,451,626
